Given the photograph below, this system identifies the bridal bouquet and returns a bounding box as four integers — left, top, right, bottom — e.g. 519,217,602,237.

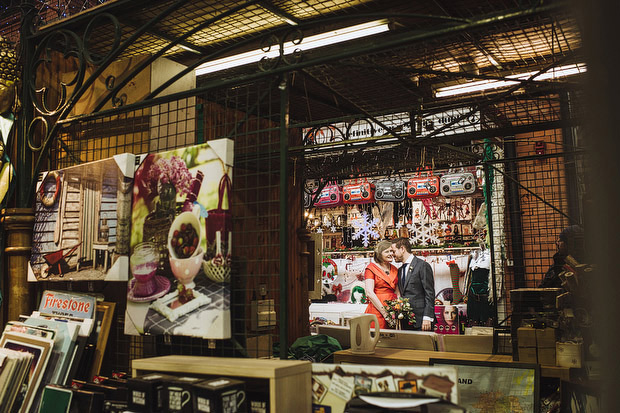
383,297,416,329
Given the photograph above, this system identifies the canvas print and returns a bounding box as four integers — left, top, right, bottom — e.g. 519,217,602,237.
125,139,233,339
312,364,458,413
29,154,135,282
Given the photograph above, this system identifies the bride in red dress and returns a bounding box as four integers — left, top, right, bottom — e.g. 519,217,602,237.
364,240,400,329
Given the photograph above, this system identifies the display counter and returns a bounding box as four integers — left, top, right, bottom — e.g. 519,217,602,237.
332,347,572,380
132,355,312,413
309,302,366,325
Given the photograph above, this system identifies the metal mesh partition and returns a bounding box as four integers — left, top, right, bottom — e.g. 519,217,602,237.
485,127,585,353
37,78,283,375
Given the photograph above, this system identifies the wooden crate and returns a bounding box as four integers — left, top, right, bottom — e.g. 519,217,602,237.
132,355,312,413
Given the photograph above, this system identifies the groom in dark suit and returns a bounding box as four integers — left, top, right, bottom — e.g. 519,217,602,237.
391,237,435,330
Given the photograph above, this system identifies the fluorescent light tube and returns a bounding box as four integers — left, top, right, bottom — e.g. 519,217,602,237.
195,20,390,76
435,63,587,98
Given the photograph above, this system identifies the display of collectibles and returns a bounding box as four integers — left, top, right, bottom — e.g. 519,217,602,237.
311,364,458,413
125,139,234,339
29,154,136,281
0,290,98,413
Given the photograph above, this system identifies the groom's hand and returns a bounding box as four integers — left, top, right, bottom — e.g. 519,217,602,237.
422,320,431,331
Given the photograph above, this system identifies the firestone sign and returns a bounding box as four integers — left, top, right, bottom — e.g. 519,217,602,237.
38,290,96,319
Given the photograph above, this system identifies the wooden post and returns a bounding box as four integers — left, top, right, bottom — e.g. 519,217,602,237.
1,208,35,324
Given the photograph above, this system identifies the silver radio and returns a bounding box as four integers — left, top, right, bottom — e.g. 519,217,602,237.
440,172,476,196
374,179,407,202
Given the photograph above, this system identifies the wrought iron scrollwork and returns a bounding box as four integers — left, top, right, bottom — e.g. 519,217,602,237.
471,141,503,161
26,12,123,157
105,75,127,108
346,118,375,140
303,124,346,146
258,28,303,72
83,13,121,66
29,29,85,117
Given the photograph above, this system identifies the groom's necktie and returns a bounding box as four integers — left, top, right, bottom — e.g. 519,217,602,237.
399,263,408,292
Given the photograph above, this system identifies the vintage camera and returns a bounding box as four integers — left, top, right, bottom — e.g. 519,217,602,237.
440,172,476,196
407,176,439,199
374,179,406,202
343,182,375,204
314,183,343,208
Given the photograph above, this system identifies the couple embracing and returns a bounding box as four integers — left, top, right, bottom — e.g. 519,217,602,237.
363,238,435,331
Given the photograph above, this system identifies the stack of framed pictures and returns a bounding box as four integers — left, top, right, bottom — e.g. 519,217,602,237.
0,328,54,412
0,347,35,412
0,290,110,412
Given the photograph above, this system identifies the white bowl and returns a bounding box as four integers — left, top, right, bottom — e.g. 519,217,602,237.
167,211,202,260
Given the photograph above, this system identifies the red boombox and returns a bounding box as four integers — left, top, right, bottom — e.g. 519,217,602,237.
343,181,375,204
407,169,439,199
314,183,343,208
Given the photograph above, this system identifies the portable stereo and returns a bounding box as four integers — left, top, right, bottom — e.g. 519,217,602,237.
314,183,343,208
407,170,439,199
440,172,476,196
374,179,407,202
343,181,375,204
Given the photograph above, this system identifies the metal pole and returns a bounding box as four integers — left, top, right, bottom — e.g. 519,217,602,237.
560,90,581,223
279,75,289,358
483,161,499,353
504,138,526,289
17,4,36,208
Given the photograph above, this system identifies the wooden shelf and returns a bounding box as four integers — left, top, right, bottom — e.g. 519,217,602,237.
334,348,512,366
333,348,571,380
132,355,312,413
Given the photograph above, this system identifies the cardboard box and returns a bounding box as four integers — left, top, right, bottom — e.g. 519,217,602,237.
517,327,537,348
127,373,177,412
192,377,246,413
510,288,562,313
517,347,537,363
164,376,204,413
557,342,583,368
538,347,557,366
536,328,557,348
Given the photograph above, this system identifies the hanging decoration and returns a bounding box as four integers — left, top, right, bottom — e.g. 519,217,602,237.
410,222,440,246
350,211,380,247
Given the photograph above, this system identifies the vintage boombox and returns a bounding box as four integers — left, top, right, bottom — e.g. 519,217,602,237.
407,171,439,199
343,181,375,204
314,183,343,208
374,179,407,202
440,172,476,196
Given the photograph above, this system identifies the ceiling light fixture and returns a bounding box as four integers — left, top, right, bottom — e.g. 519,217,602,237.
435,63,587,98
195,19,390,76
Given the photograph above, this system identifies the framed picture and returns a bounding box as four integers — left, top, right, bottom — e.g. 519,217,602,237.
125,139,234,340
29,154,136,282
89,301,116,378
0,331,54,413
429,359,540,413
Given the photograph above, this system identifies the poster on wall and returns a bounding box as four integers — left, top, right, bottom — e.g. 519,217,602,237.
312,363,458,413
124,139,233,339
29,154,135,282
429,359,539,413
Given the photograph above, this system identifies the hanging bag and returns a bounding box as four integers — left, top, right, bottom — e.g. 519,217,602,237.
205,173,232,260
343,177,376,204
314,180,344,208
407,167,439,199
